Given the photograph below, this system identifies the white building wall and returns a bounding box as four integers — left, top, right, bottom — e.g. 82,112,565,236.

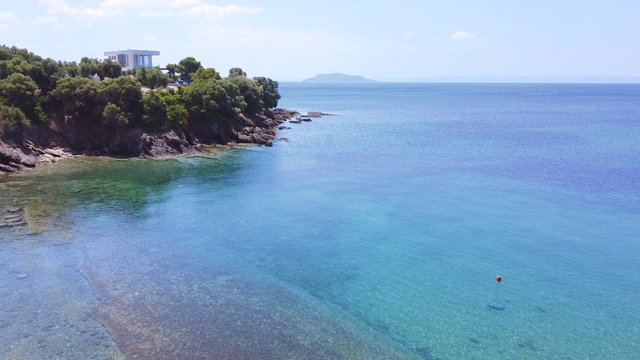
104,50,160,71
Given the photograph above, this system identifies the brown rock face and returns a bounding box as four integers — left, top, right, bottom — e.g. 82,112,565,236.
0,108,303,173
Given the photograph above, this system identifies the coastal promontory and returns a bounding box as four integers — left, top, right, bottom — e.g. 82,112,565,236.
0,45,297,173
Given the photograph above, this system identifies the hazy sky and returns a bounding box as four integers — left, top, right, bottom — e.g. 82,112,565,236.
1,0,639,81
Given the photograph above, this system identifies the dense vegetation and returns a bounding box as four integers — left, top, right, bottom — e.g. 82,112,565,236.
0,45,280,142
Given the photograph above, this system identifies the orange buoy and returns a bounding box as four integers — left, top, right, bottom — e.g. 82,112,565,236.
496,275,503,283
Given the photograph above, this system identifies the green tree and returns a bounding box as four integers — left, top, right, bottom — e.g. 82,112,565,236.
219,79,246,114
181,80,224,121
136,67,148,86
49,76,103,120
0,104,29,137
99,76,143,125
142,91,169,130
253,76,280,109
0,57,33,79
102,102,128,126
0,73,39,111
177,57,202,83
58,61,80,77
167,104,188,126
192,67,221,82
165,63,177,80
0,46,12,61
228,75,261,113
79,57,104,80
159,89,188,126
36,58,61,94
228,67,247,78
0,73,48,122
102,59,122,79
136,67,170,89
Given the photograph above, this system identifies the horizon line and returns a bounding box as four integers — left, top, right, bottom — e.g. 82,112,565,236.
279,75,640,84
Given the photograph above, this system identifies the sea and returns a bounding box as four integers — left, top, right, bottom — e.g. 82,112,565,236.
0,83,639,359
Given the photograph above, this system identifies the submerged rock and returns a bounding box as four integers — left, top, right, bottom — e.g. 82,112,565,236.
1,205,27,228
488,302,505,311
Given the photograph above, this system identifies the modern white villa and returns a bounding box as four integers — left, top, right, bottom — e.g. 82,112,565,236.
104,49,160,71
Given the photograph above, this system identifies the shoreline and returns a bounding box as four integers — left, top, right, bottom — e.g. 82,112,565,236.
0,109,335,175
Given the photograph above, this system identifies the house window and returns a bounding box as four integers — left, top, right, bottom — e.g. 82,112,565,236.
117,54,128,68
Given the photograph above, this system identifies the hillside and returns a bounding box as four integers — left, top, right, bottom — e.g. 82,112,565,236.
0,45,290,173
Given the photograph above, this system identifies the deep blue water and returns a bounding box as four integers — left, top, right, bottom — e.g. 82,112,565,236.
1,83,639,359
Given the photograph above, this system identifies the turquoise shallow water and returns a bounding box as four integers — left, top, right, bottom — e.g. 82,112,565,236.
1,83,639,359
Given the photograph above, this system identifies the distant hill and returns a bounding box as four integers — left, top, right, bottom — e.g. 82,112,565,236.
302,73,375,82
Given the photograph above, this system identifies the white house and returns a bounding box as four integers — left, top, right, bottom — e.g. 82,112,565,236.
104,49,160,71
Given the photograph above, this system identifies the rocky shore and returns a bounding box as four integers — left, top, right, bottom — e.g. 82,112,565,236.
0,109,333,174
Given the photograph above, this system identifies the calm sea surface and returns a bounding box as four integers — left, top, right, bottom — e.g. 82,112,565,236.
1,83,639,359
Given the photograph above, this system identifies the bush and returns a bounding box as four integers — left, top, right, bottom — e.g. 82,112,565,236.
0,104,28,137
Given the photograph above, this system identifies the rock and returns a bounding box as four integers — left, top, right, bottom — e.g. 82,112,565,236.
16,273,28,280
4,211,22,220
44,149,64,157
0,163,20,172
0,107,319,173
0,143,37,170
5,217,25,225
306,111,334,117
488,302,505,311
2,220,27,227
272,108,300,121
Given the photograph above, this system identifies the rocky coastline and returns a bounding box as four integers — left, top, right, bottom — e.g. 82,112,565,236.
0,109,334,174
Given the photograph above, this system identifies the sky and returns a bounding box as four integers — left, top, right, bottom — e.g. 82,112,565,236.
1,0,639,81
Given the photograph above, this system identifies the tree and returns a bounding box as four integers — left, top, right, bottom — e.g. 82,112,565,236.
165,63,177,80
177,57,202,83
136,67,148,86
49,76,103,120
192,67,221,82
136,67,170,89
102,103,129,125
0,57,33,79
0,104,29,137
58,61,80,78
102,59,122,79
218,79,246,115
181,80,224,121
0,46,12,61
228,67,247,78
99,76,143,125
142,91,169,130
36,58,61,94
167,104,188,126
228,75,261,113
0,73,39,112
79,57,104,80
253,76,280,109
159,89,188,126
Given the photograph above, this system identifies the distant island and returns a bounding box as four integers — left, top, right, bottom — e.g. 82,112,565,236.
303,73,375,83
